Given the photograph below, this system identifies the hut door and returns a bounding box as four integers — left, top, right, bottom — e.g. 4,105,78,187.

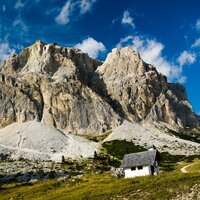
150,165,155,175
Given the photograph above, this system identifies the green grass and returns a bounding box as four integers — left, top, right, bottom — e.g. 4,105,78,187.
186,160,200,173
1,170,200,200
102,140,147,160
159,152,186,171
155,152,200,172
84,130,112,142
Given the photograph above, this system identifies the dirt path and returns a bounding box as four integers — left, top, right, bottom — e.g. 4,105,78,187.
180,163,196,173
0,143,52,156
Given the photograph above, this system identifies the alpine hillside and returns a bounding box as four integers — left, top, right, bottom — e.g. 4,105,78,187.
0,41,199,159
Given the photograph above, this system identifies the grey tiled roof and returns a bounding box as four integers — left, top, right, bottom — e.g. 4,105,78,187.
120,150,157,168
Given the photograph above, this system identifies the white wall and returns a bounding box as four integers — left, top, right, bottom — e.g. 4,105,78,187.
124,165,150,178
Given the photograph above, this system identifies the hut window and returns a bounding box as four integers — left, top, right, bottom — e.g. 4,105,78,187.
131,167,136,171
138,166,143,170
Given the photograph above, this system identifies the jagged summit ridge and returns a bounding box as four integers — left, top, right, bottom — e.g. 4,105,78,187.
0,41,199,134
1,40,101,83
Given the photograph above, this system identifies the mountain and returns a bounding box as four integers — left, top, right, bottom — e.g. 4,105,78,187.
0,41,199,159
1,41,198,134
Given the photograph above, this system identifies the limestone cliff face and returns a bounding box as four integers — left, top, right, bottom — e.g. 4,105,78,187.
0,41,121,134
145,83,199,131
91,47,199,132
0,42,199,134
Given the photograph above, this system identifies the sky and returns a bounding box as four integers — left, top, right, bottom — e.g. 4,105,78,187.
0,0,200,114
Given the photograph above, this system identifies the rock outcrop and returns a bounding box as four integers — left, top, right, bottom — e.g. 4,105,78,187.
0,42,199,135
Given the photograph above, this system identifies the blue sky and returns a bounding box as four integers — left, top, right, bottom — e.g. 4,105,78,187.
0,0,200,114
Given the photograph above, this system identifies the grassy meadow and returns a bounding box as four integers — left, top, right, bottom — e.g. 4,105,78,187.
0,140,200,199
1,166,200,200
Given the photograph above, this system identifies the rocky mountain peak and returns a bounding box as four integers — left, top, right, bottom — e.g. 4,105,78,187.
98,47,147,77
92,47,167,120
91,46,199,132
104,47,140,63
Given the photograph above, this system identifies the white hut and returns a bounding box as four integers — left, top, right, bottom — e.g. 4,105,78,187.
120,147,160,178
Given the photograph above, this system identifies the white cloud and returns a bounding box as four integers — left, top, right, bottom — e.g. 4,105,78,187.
13,44,24,50
0,4,6,12
55,0,97,25
177,51,196,67
13,16,29,32
80,0,96,14
14,0,25,9
177,76,187,84
75,37,106,59
192,38,200,48
0,42,15,61
121,11,135,28
55,0,73,25
196,19,200,30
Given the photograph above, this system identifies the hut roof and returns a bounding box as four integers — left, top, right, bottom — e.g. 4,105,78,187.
120,150,158,168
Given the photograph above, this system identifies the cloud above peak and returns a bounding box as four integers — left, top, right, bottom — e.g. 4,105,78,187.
55,0,97,25
13,16,29,32
75,37,106,59
192,38,200,48
14,0,25,9
196,19,200,30
177,51,196,67
55,1,73,25
121,11,135,28
80,0,96,14
0,4,6,12
0,42,15,61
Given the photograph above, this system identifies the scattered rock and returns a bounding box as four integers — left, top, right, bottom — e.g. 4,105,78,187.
0,121,99,161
